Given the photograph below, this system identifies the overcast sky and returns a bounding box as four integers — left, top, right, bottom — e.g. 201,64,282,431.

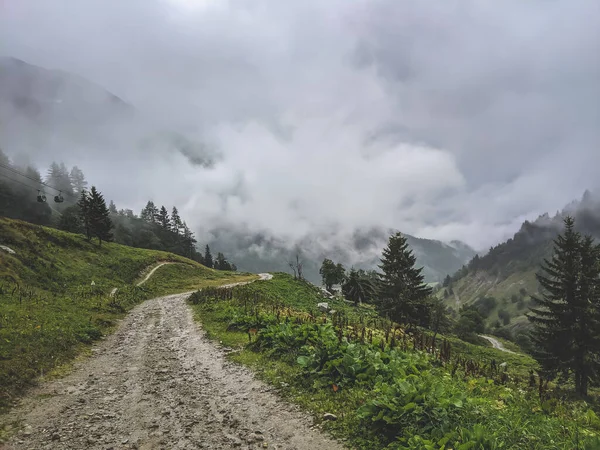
1,0,599,250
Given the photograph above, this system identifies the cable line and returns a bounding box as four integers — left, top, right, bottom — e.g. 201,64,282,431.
0,170,66,205
0,161,62,192
0,172,44,191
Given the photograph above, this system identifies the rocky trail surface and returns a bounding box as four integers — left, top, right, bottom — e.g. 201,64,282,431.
3,274,343,450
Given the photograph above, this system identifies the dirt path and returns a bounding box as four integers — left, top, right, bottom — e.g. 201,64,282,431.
479,335,516,354
3,277,344,450
137,262,174,287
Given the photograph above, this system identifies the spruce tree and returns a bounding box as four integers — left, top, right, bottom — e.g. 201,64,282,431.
70,166,87,194
377,232,432,327
141,201,159,223
204,245,214,268
157,206,170,230
342,268,376,306
87,186,113,246
181,222,198,259
47,162,74,196
528,217,600,396
214,252,232,271
171,207,183,235
77,189,92,241
109,200,118,214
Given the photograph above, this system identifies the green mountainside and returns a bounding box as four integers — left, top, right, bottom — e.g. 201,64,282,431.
0,217,251,408
442,191,600,336
207,226,476,285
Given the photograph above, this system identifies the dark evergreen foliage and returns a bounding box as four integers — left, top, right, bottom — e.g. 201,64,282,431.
204,245,214,268
83,186,113,246
527,217,600,396
377,232,433,327
342,268,377,306
0,151,233,269
157,206,170,230
214,252,234,271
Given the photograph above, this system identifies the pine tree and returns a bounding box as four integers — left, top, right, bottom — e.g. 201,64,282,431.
204,245,214,268
171,207,183,235
157,206,170,230
77,190,91,240
141,201,159,223
214,252,233,271
109,200,118,215
47,162,74,196
181,222,198,259
342,268,376,306
87,186,113,246
377,232,432,327
528,217,600,396
70,166,88,194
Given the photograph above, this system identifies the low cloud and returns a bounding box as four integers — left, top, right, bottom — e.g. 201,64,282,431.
0,0,598,252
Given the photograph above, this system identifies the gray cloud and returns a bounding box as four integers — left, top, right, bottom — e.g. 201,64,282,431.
0,0,598,252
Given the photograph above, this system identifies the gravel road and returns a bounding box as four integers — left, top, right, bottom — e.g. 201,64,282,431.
3,287,344,450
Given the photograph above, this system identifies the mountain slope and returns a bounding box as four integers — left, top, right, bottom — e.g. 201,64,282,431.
207,225,476,284
444,190,600,330
0,56,215,168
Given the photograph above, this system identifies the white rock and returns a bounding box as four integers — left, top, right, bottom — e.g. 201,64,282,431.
0,245,15,254
317,302,330,312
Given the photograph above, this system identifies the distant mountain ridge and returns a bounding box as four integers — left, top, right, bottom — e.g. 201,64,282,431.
206,225,476,284
0,56,215,168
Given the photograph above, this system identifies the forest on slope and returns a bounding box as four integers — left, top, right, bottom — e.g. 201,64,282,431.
0,148,235,270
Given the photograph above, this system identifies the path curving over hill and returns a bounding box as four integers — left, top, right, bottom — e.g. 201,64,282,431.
136,262,174,287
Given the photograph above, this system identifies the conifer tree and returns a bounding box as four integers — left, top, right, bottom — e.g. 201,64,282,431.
204,245,214,268
109,200,118,215
342,268,376,306
171,207,183,235
157,206,170,230
77,189,92,241
214,252,233,271
377,232,432,327
47,162,74,196
87,186,113,246
181,222,198,259
70,166,88,195
528,217,600,396
141,201,159,223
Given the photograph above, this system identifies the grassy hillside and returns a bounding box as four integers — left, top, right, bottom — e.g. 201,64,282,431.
441,269,539,326
0,217,253,409
444,194,600,334
188,274,600,449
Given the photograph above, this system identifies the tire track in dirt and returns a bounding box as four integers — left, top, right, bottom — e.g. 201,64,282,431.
3,276,344,450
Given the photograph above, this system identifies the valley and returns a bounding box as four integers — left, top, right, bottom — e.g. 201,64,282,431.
1,3,599,447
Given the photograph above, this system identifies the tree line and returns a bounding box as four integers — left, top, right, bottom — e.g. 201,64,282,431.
0,150,236,270
319,232,451,337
